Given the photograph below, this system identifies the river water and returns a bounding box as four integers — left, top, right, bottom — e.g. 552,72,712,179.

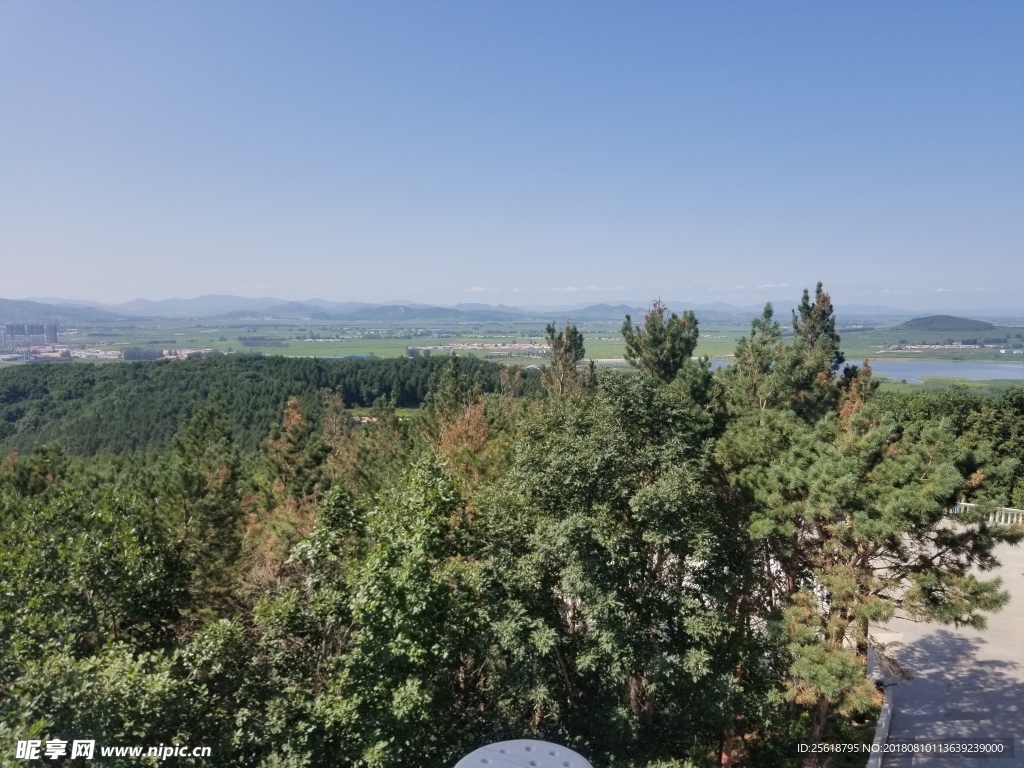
863,360,1024,383
705,359,1024,383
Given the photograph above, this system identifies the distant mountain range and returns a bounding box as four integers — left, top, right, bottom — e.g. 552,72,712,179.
0,298,127,323
3,295,1020,325
4,296,772,323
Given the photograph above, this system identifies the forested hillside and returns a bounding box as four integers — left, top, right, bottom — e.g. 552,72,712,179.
0,355,535,454
897,314,994,332
2,286,1023,768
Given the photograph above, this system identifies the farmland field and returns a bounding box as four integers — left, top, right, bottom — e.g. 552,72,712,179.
875,377,1024,395
20,314,1024,368
64,319,758,362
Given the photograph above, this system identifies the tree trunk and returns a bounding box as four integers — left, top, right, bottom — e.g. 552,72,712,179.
801,696,830,768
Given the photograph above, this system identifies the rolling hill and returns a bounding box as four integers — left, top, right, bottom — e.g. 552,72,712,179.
0,298,127,323
898,315,995,332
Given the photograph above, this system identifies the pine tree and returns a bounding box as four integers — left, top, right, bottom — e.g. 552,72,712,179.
541,321,590,396
162,405,242,609
621,300,699,383
719,285,1023,760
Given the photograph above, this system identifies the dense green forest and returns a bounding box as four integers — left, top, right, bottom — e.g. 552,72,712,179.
2,285,1023,767
0,355,536,454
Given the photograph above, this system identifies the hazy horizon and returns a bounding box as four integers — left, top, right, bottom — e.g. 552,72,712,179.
9,288,1024,315
10,292,1024,321
2,2,1021,310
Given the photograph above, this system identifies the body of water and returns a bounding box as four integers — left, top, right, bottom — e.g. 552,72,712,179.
867,360,1024,383
706,358,1024,383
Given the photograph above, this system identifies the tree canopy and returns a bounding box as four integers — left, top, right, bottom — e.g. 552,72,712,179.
2,286,1022,767
621,300,700,383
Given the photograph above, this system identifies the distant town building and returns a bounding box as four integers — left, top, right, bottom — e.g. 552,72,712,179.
1,323,58,348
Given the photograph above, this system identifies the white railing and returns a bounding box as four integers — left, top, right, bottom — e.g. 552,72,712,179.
951,502,1024,526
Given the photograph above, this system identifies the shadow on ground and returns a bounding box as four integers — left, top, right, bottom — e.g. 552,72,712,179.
883,629,1024,766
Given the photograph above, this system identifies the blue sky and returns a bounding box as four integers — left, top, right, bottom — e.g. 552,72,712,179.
1,2,1021,309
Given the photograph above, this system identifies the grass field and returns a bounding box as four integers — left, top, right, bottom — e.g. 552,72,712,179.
875,377,1024,395
347,405,422,419
838,326,1024,361
62,321,755,365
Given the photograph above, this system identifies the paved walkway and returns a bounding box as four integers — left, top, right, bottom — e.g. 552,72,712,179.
877,543,1024,767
